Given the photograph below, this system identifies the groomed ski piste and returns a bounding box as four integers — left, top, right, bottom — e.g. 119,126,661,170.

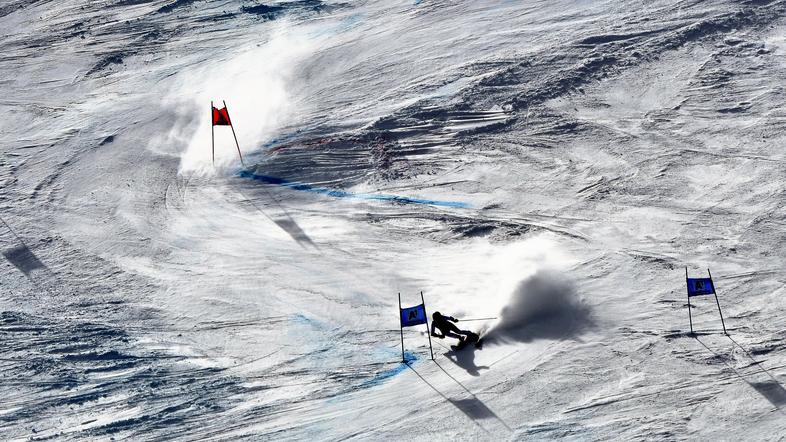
2,0,786,440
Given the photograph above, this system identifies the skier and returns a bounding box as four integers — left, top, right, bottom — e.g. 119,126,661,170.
430,311,475,344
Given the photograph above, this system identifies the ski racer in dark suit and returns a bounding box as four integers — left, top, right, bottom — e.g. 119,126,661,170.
430,311,473,342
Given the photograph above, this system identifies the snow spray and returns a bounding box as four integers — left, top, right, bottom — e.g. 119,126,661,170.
484,270,592,344
156,20,322,175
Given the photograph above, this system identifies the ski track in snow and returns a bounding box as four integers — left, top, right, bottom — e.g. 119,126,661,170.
3,0,786,440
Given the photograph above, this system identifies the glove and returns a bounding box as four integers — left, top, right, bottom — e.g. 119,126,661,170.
450,317,459,323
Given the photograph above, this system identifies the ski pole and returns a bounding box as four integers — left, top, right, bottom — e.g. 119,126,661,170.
459,317,498,322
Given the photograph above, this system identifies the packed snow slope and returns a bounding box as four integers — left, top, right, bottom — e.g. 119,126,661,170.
3,0,786,440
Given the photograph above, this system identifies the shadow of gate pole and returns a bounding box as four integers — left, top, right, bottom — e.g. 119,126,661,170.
0,215,50,279
725,335,786,408
694,336,786,411
434,361,513,432
406,364,491,434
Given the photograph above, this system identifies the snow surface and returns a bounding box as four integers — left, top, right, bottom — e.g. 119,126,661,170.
2,0,786,440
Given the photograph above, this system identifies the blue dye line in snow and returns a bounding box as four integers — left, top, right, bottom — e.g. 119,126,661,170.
290,313,309,322
238,170,471,209
360,352,418,388
290,313,317,326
